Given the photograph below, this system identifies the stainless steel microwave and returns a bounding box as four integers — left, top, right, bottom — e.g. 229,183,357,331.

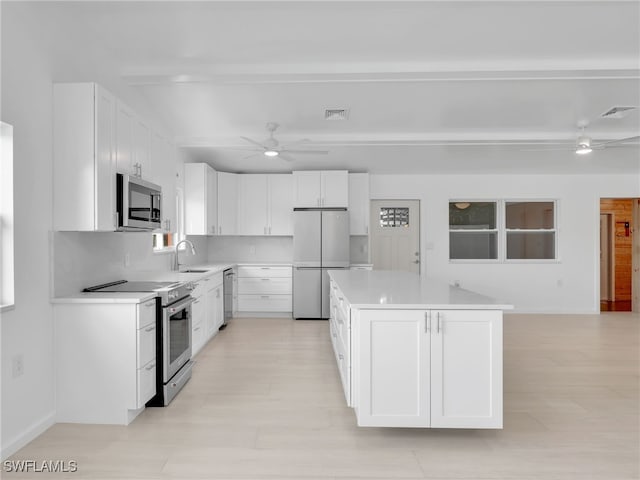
116,173,162,231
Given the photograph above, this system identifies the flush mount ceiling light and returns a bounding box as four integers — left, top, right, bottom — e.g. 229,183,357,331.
263,150,279,157
575,136,592,155
454,202,471,210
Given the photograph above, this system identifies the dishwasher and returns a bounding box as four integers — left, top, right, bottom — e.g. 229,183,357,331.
221,268,234,329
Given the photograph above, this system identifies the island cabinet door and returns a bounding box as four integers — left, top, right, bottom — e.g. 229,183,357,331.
355,310,430,427
430,310,503,429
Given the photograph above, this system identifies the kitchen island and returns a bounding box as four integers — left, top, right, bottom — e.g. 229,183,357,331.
328,269,512,429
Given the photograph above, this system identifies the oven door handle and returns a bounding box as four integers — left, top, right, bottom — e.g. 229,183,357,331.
166,296,196,314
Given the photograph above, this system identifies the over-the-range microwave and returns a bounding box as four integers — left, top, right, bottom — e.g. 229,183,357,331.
116,173,162,231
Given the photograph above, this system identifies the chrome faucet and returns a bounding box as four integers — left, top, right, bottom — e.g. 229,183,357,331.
174,239,196,271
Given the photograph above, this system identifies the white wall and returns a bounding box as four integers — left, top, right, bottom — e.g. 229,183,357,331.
0,10,57,458
371,174,640,313
0,4,181,458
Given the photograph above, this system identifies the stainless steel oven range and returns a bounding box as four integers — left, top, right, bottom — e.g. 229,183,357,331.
83,280,195,406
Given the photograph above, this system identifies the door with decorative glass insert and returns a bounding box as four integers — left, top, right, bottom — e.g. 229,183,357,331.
370,200,420,273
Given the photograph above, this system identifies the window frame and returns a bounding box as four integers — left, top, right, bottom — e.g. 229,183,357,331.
503,199,559,264
448,199,501,263
448,198,559,263
1,122,15,311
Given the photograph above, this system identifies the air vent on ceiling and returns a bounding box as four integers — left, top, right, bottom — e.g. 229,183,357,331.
324,109,349,121
600,106,636,119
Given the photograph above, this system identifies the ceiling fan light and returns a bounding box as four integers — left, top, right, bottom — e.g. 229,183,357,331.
264,150,279,157
575,145,592,155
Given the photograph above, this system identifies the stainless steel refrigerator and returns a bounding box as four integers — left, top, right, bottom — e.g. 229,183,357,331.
293,209,349,319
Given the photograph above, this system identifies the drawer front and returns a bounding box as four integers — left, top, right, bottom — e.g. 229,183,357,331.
237,294,292,312
238,266,292,278
137,359,156,408
137,299,157,329
200,272,224,288
137,322,157,367
237,277,292,295
192,320,205,356
337,306,349,347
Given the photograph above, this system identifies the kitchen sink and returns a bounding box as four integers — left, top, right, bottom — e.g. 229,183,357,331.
180,269,209,273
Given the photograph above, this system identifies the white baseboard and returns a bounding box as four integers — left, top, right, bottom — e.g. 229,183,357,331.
1,411,56,461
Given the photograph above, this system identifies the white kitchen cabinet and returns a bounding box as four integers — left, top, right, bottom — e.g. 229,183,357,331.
237,174,293,236
217,172,238,235
205,278,224,337
193,272,224,356
354,308,503,429
348,173,370,235
185,163,218,235
115,100,135,175
236,265,292,315
191,287,206,356
152,131,177,233
53,83,118,231
53,298,157,425
293,170,348,208
133,116,151,179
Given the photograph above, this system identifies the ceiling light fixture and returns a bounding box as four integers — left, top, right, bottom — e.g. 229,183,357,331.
264,150,279,157
454,202,471,210
575,135,592,155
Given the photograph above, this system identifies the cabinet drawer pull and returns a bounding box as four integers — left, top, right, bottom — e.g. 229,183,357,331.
145,325,156,332
260,267,271,270
193,299,200,304
144,300,155,308
261,295,270,299
194,326,201,331
338,354,344,360
145,362,156,371
261,278,270,281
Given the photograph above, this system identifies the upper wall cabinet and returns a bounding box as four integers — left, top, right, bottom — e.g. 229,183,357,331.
185,163,217,235
217,172,238,235
53,83,118,231
348,173,370,235
152,131,176,233
238,174,293,236
293,170,348,208
116,101,154,180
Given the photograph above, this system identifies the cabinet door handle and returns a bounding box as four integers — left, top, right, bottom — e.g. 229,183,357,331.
113,212,118,229
219,226,221,234
204,278,210,282
437,312,441,334
338,353,344,360
145,362,156,371
424,311,429,333
193,299,200,304
145,325,156,332
194,326,201,331
144,301,155,308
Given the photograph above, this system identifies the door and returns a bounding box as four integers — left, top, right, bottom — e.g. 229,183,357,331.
206,167,217,235
293,267,322,318
238,174,268,235
268,174,293,235
600,213,613,301
634,199,640,312
293,171,321,208
321,171,348,207
94,85,116,231
356,309,430,427
217,172,238,235
321,210,350,267
370,200,420,273
115,101,135,175
430,310,503,429
293,210,321,266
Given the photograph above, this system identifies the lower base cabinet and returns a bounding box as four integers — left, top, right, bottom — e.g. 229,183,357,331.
53,299,157,425
192,272,224,356
353,309,503,429
236,265,292,316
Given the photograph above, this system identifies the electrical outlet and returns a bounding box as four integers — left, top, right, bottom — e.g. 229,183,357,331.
12,354,24,378
249,245,256,255
124,253,130,267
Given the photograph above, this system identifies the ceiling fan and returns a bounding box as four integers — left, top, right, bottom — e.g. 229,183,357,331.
523,126,639,155
239,122,329,162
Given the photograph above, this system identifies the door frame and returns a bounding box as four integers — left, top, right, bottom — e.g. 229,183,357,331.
370,199,421,273
599,213,615,302
633,199,640,312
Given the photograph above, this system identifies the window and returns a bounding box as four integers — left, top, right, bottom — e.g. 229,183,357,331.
379,207,410,227
448,199,557,262
1,122,14,310
449,201,498,260
505,201,556,260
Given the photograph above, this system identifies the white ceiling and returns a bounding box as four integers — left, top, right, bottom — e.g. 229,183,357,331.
11,1,640,174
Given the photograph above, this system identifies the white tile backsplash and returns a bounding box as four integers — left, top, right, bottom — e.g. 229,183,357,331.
52,232,208,296
207,236,293,263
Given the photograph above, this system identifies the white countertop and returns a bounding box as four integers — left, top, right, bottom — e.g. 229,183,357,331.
328,270,513,310
51,291,157,304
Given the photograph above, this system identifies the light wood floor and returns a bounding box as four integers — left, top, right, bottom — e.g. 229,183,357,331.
7,313,640,479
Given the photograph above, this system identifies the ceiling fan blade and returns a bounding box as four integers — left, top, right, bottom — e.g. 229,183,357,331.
281,149,329,155
240,136,266,149
519,147,575,152
242,153,262,160
593,135,640,148
278,152,296,162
